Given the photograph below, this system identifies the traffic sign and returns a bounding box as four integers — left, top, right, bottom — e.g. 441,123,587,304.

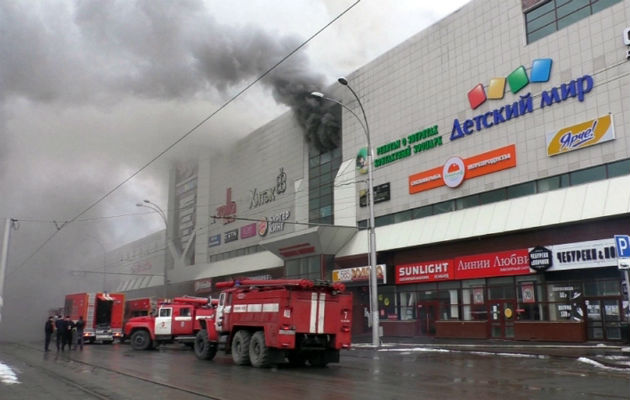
614,235,630,258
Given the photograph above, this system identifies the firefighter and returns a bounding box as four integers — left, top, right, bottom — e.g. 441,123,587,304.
44,316,54,352
54,315,64,351
74,316,85,350
61,315,74,351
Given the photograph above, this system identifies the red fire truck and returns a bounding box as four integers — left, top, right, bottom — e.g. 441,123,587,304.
64,292,125,343
193,279,353,368
124,296,214,349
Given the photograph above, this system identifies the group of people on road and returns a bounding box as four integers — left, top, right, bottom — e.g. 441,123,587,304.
44,315,85,352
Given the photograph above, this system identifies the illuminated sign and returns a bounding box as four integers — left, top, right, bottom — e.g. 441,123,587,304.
546,114,614,156
408,144,516,194
356,147,368,174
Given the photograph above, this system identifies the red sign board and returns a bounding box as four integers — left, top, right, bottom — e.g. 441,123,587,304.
453,249,532,279
395,260,453,284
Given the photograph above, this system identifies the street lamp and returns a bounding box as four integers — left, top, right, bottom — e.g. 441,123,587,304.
311,77,380,347
136,200,169,298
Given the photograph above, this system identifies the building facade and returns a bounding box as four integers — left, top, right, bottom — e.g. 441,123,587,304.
128,0,630,342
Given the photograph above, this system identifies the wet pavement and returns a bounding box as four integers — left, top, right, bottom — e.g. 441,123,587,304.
0,339,628,400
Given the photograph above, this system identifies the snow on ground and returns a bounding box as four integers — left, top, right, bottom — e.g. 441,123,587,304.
0,360,20,385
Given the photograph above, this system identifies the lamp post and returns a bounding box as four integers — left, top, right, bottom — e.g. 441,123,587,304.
311,77,380,347
136,200,169,298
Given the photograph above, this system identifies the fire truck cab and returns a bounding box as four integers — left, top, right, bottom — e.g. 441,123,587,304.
194,279,353,368
124,296,213,350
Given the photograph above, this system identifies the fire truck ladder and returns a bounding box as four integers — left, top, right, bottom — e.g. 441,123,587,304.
85,293,96,329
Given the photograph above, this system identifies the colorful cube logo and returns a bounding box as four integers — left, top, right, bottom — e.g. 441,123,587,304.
487,78,506,100
507,66,529,94
530,58,552,82
465,58,553,109
467,84,486,109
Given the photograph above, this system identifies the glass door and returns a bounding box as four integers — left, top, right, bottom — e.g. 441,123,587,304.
488,301,516,339
417,301,439,336
586,298,622,341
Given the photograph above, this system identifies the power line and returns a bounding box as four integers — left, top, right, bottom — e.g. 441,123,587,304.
7,1,361,277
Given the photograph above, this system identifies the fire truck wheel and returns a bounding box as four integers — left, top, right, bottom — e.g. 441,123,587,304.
231,330,251,365
194,330,217,360
249,331,271,368
130,330,152,351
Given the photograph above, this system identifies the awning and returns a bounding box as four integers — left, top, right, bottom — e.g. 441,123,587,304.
337,174,630,258
259,225,357,259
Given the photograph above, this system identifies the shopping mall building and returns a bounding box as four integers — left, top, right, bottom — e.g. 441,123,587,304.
117,0,630,342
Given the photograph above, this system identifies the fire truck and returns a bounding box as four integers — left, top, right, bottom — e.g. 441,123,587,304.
193,279,353,368
124,296,214,349
64,292,125,343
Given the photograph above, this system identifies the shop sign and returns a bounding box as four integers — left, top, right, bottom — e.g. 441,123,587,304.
332,264,386,284
547,238,617,271
240,223,257,239
249,168,287,209
224,229,238,243
528,246,552,271
208,234,221,248
374,125,441,168
216,187,237,224
193,278,213,294
257,210,291,237
546,114,614,156
454,249,531,279
409,144,516,194
359,182,391,207
452,57,595,142
395,260,453,284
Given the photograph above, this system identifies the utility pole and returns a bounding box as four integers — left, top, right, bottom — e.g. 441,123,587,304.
0,218,16,323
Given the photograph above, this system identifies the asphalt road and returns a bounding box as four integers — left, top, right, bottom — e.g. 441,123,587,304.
0,341,629,400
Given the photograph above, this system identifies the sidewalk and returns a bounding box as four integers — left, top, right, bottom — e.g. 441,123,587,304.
351,335,630,369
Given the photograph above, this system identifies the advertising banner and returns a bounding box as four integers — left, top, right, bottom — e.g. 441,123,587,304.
395,260,453,284
547,238,617,271
546,114,614,156
409,144,516,194
332,264,386,284
454,249,531,279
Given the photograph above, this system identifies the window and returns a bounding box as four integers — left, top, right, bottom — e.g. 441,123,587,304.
159,308,171,317
507,182,536,199
570,165,606,185
479,189,505,205
525,0,622,43
455,195,479,210
607,159,630,178
180,308,191,317
286,256,321,280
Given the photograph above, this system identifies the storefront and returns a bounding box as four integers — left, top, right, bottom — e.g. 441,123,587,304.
354,237,628,342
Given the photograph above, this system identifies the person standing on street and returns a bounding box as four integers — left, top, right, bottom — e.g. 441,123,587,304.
54,315,64,351
74,316,85,350
61,315,74,351
44,316,54,352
